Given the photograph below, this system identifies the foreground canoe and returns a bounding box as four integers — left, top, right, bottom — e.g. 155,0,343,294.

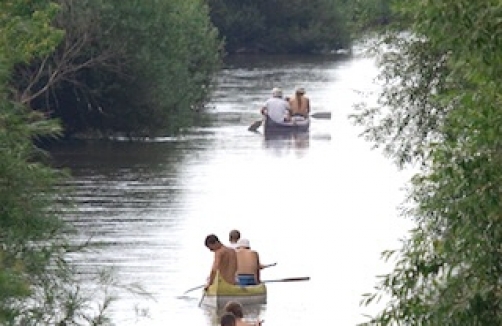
263,116,310,134
201,274,267,308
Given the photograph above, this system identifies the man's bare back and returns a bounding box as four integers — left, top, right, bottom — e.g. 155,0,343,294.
235,239,261,285
205,234,237,289
215,246,238,284
236,249,260,275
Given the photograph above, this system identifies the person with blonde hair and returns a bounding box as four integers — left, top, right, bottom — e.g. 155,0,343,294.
288,87,310,119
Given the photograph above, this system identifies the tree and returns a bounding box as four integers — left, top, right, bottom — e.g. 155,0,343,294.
1,2,138,324
352,0,502,325
10,0,223,138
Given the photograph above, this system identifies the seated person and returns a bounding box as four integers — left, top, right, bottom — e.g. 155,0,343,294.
288,87,310,119
228,229,241,249
261,87,291,123
235,238,261,286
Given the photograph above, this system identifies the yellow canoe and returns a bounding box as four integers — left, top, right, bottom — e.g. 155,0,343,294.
201,274,267,308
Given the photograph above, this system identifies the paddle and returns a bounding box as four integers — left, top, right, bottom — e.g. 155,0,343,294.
198,290,206,307
262,276,310,283
184,262,278,295
248,112,331,132
184,284,205,295
260,262,277,269
248,120,263,132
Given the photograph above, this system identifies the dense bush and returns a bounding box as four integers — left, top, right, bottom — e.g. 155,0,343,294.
11,0,222,138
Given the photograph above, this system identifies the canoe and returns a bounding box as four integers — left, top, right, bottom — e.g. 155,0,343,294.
263,115,310,134
201,274,267,309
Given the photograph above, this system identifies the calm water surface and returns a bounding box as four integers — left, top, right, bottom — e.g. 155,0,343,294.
50,50,415,325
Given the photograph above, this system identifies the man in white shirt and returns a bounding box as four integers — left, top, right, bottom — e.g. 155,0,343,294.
260,87,290,123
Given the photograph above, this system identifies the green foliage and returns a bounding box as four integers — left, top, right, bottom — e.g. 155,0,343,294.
10,0,222,138
208,0,351,53
0,100,64,323
353,0,502,325
1,2,148,324
100,0,222,136
0,1,64,64
345,0,393,35
1,9,65,320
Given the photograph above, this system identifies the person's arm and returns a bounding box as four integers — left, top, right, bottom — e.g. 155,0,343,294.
261,99,269,115
285,102,292,120
205,251,221,290
306,97,310,113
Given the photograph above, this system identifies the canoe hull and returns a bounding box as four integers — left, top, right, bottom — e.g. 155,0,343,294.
202,293,267,309
264,116,310,134
201,275,267,309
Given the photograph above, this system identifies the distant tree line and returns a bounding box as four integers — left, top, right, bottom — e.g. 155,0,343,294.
207,0,353,54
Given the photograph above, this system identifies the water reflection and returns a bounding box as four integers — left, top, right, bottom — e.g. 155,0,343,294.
203,303,266,326
262,131,310,157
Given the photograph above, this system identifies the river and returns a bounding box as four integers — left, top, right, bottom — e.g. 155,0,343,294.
49,48,415,325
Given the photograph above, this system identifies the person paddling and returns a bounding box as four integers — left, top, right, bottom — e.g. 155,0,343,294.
235,238,261,286
261,87,291,123
204,234,238,291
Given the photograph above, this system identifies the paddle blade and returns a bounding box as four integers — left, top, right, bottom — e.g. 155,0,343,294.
248,120,262,132
198,291,206,307
310,112,331,119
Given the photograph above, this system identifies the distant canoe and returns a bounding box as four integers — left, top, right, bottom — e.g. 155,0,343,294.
263,116,310,134
201,274,267,309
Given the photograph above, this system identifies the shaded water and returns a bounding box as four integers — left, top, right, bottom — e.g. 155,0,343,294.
50,50,414,325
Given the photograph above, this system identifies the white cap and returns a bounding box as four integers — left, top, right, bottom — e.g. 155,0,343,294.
272,87,283,97
237,238,250,248
296,87,305,94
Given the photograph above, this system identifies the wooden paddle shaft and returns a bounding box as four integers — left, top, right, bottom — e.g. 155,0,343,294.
263,276,310,283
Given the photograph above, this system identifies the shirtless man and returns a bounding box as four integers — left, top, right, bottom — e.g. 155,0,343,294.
204,234,237,291
228,229,241,249
235,238,261,286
